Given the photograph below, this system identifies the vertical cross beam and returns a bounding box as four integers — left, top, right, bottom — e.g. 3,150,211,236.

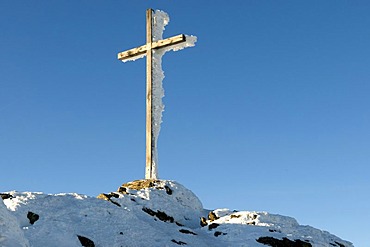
117,9,195,180
145,9,154,179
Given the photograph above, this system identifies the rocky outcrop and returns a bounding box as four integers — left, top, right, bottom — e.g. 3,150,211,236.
117,179,173,196
77,235,95,247
96,193,121,207
27,211,39,225
179,229,197,235
208,223,220,230
256,237,312,247
142,206,174,223
0,193,13,200
208,211,219,221
118,179,160,192
200,216,207,227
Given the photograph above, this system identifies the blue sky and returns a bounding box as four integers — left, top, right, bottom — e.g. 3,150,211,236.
1,1,369,246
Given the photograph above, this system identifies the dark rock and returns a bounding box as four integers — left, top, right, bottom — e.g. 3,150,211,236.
164,185,172,195
142,207,156,216
27,211,39,225
200,217,208,227
214,231,227,237
96,193,121,207
179,229,197,235
117,187,127,194
142,207,174,223
334,241,346,247
208,223,220,230
77,235,95,247
0,193,13,200
171,239,187,245
256,237,312,247
110,200,121,207
119,232,123,235
156,210,174,223
110,193,119,198
230,214,241,219
208,211,219,221
176,222,184,227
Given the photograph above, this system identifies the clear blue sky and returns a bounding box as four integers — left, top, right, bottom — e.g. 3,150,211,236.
1,1,369,246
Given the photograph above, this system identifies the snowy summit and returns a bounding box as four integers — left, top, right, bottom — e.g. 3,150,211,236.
1,180,352,247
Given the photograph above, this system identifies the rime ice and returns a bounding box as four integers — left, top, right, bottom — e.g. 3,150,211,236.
151,10,197,177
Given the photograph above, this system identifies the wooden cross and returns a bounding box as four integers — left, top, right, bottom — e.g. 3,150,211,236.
117,9,194,179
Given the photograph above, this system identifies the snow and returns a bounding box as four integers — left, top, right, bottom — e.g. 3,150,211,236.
1,180,353,247
0,198,29,247
120,9,197,179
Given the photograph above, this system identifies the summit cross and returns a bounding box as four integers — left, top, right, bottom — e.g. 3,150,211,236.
117,9,196,180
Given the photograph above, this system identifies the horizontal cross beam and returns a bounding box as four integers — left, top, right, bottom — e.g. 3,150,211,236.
117,34,186,61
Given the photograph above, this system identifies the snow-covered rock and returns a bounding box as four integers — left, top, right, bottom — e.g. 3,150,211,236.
0,197,29,247
1,180,353,247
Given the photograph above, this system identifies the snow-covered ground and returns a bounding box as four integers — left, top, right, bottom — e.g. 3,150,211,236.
0,180,352,247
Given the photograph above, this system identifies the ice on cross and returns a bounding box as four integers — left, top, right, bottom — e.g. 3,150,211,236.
118,9,196,179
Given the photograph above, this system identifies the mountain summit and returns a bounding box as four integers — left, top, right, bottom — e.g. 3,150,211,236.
1,180,352,247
